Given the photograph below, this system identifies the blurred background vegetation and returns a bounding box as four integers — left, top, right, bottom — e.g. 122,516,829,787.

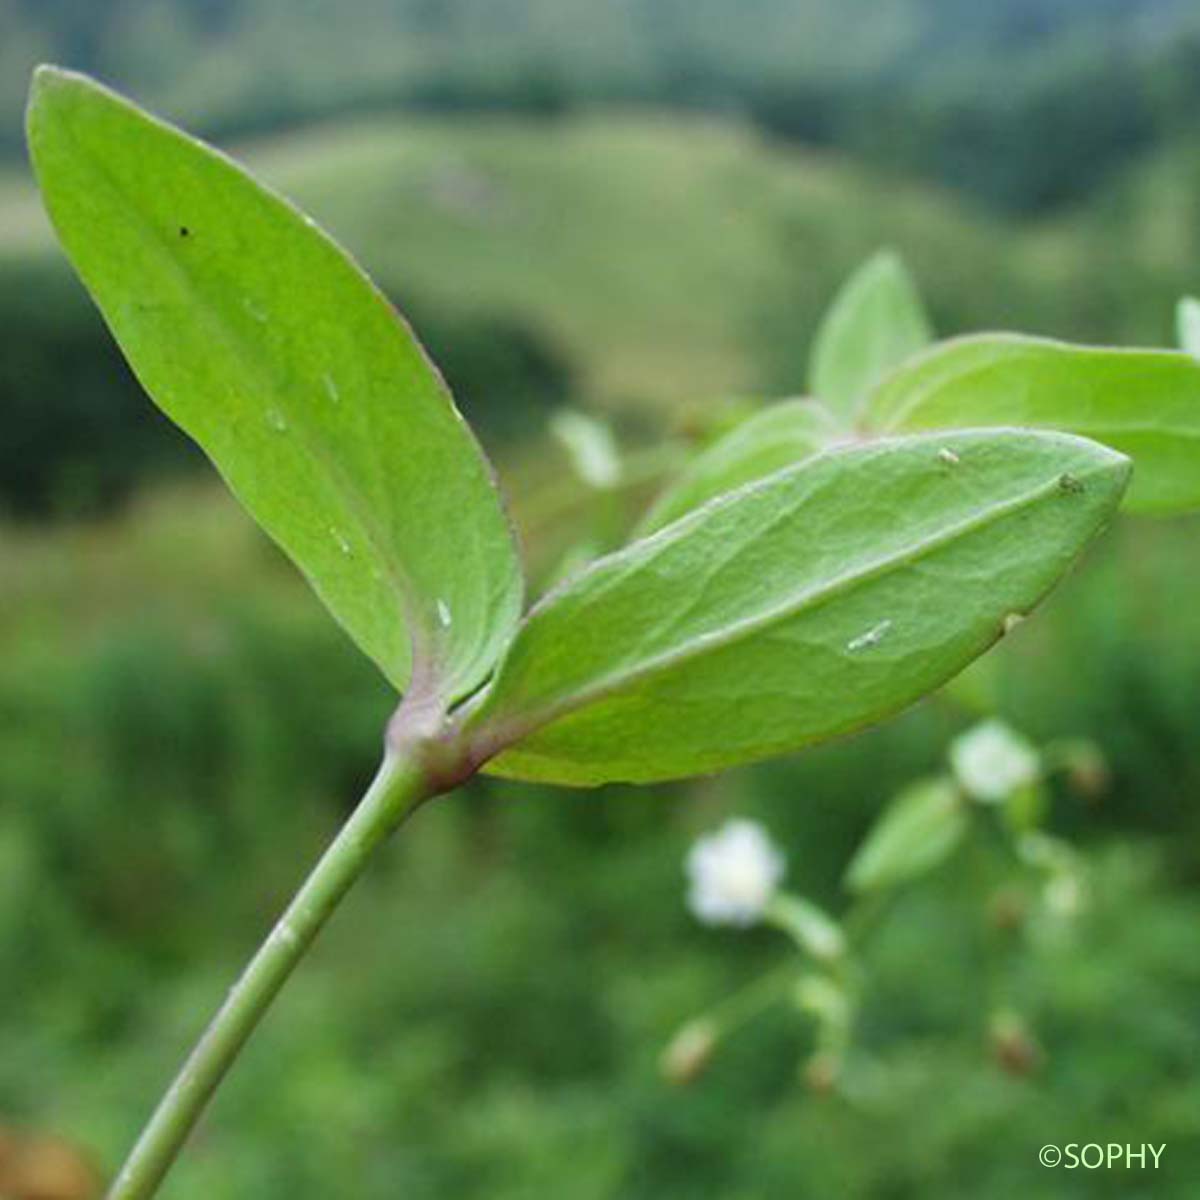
2,1,1200,1197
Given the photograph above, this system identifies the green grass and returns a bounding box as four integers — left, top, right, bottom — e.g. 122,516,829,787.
4,481,1200,1198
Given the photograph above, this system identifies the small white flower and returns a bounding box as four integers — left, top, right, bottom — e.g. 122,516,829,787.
686,818,785,926
949,720,1040,803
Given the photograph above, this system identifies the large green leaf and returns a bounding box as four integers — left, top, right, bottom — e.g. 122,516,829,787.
636,399,838,534
863,333,1200,515
464,430,1129,786
809,250,932,424
844,777,967,893
27,67,522,701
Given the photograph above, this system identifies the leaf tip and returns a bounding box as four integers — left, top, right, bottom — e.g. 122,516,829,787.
27,65,128,134
27,63,80,116
1099,443,1134,486
30,62,69,92
26,65,102,159
1058,432,1133,499
867,246,903,273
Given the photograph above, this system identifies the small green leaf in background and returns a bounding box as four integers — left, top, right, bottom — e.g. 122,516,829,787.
1176,295,1200,359
27,67,522,702
465,430,1129,786
637,398,838,534
862,333,1200,515
809,250,933,425
845,777,967,893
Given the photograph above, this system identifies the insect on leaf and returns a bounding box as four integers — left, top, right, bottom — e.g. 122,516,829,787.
465,430,1129,786
27,67,522,702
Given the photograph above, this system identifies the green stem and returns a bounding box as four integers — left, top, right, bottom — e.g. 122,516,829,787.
107,750,434,1200
705,960,797,1033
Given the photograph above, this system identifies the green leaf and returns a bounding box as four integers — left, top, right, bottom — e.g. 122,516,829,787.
809,251,932,424
844,777,967,893
464,430,1129,786
1177,295,1200,359
636,399,838,535
26,67,522,701
863,333,1200,515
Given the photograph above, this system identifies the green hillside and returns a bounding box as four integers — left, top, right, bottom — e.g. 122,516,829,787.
2,109,1183,421
6,0,1200,212
0,111,932,410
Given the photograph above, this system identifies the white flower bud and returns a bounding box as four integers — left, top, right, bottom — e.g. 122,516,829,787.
686,819,785,926
949,720,1039,803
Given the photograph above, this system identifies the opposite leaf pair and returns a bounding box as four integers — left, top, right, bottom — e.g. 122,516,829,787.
29,68,1146,788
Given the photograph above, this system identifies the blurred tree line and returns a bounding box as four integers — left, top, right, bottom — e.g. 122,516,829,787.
0,262,572,517
5,0,1200,213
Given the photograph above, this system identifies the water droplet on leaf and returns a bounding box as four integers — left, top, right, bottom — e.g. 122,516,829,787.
437,599,453,628
266,408,288,432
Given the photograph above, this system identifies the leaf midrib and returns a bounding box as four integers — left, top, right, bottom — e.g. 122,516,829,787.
491,458,1112,741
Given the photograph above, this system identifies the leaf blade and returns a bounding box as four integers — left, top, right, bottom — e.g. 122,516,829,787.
27,66,522,699
636,398,837,535
863,333,1200,515
467,430,1129,786
809,250,932,424
844,777,967,893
